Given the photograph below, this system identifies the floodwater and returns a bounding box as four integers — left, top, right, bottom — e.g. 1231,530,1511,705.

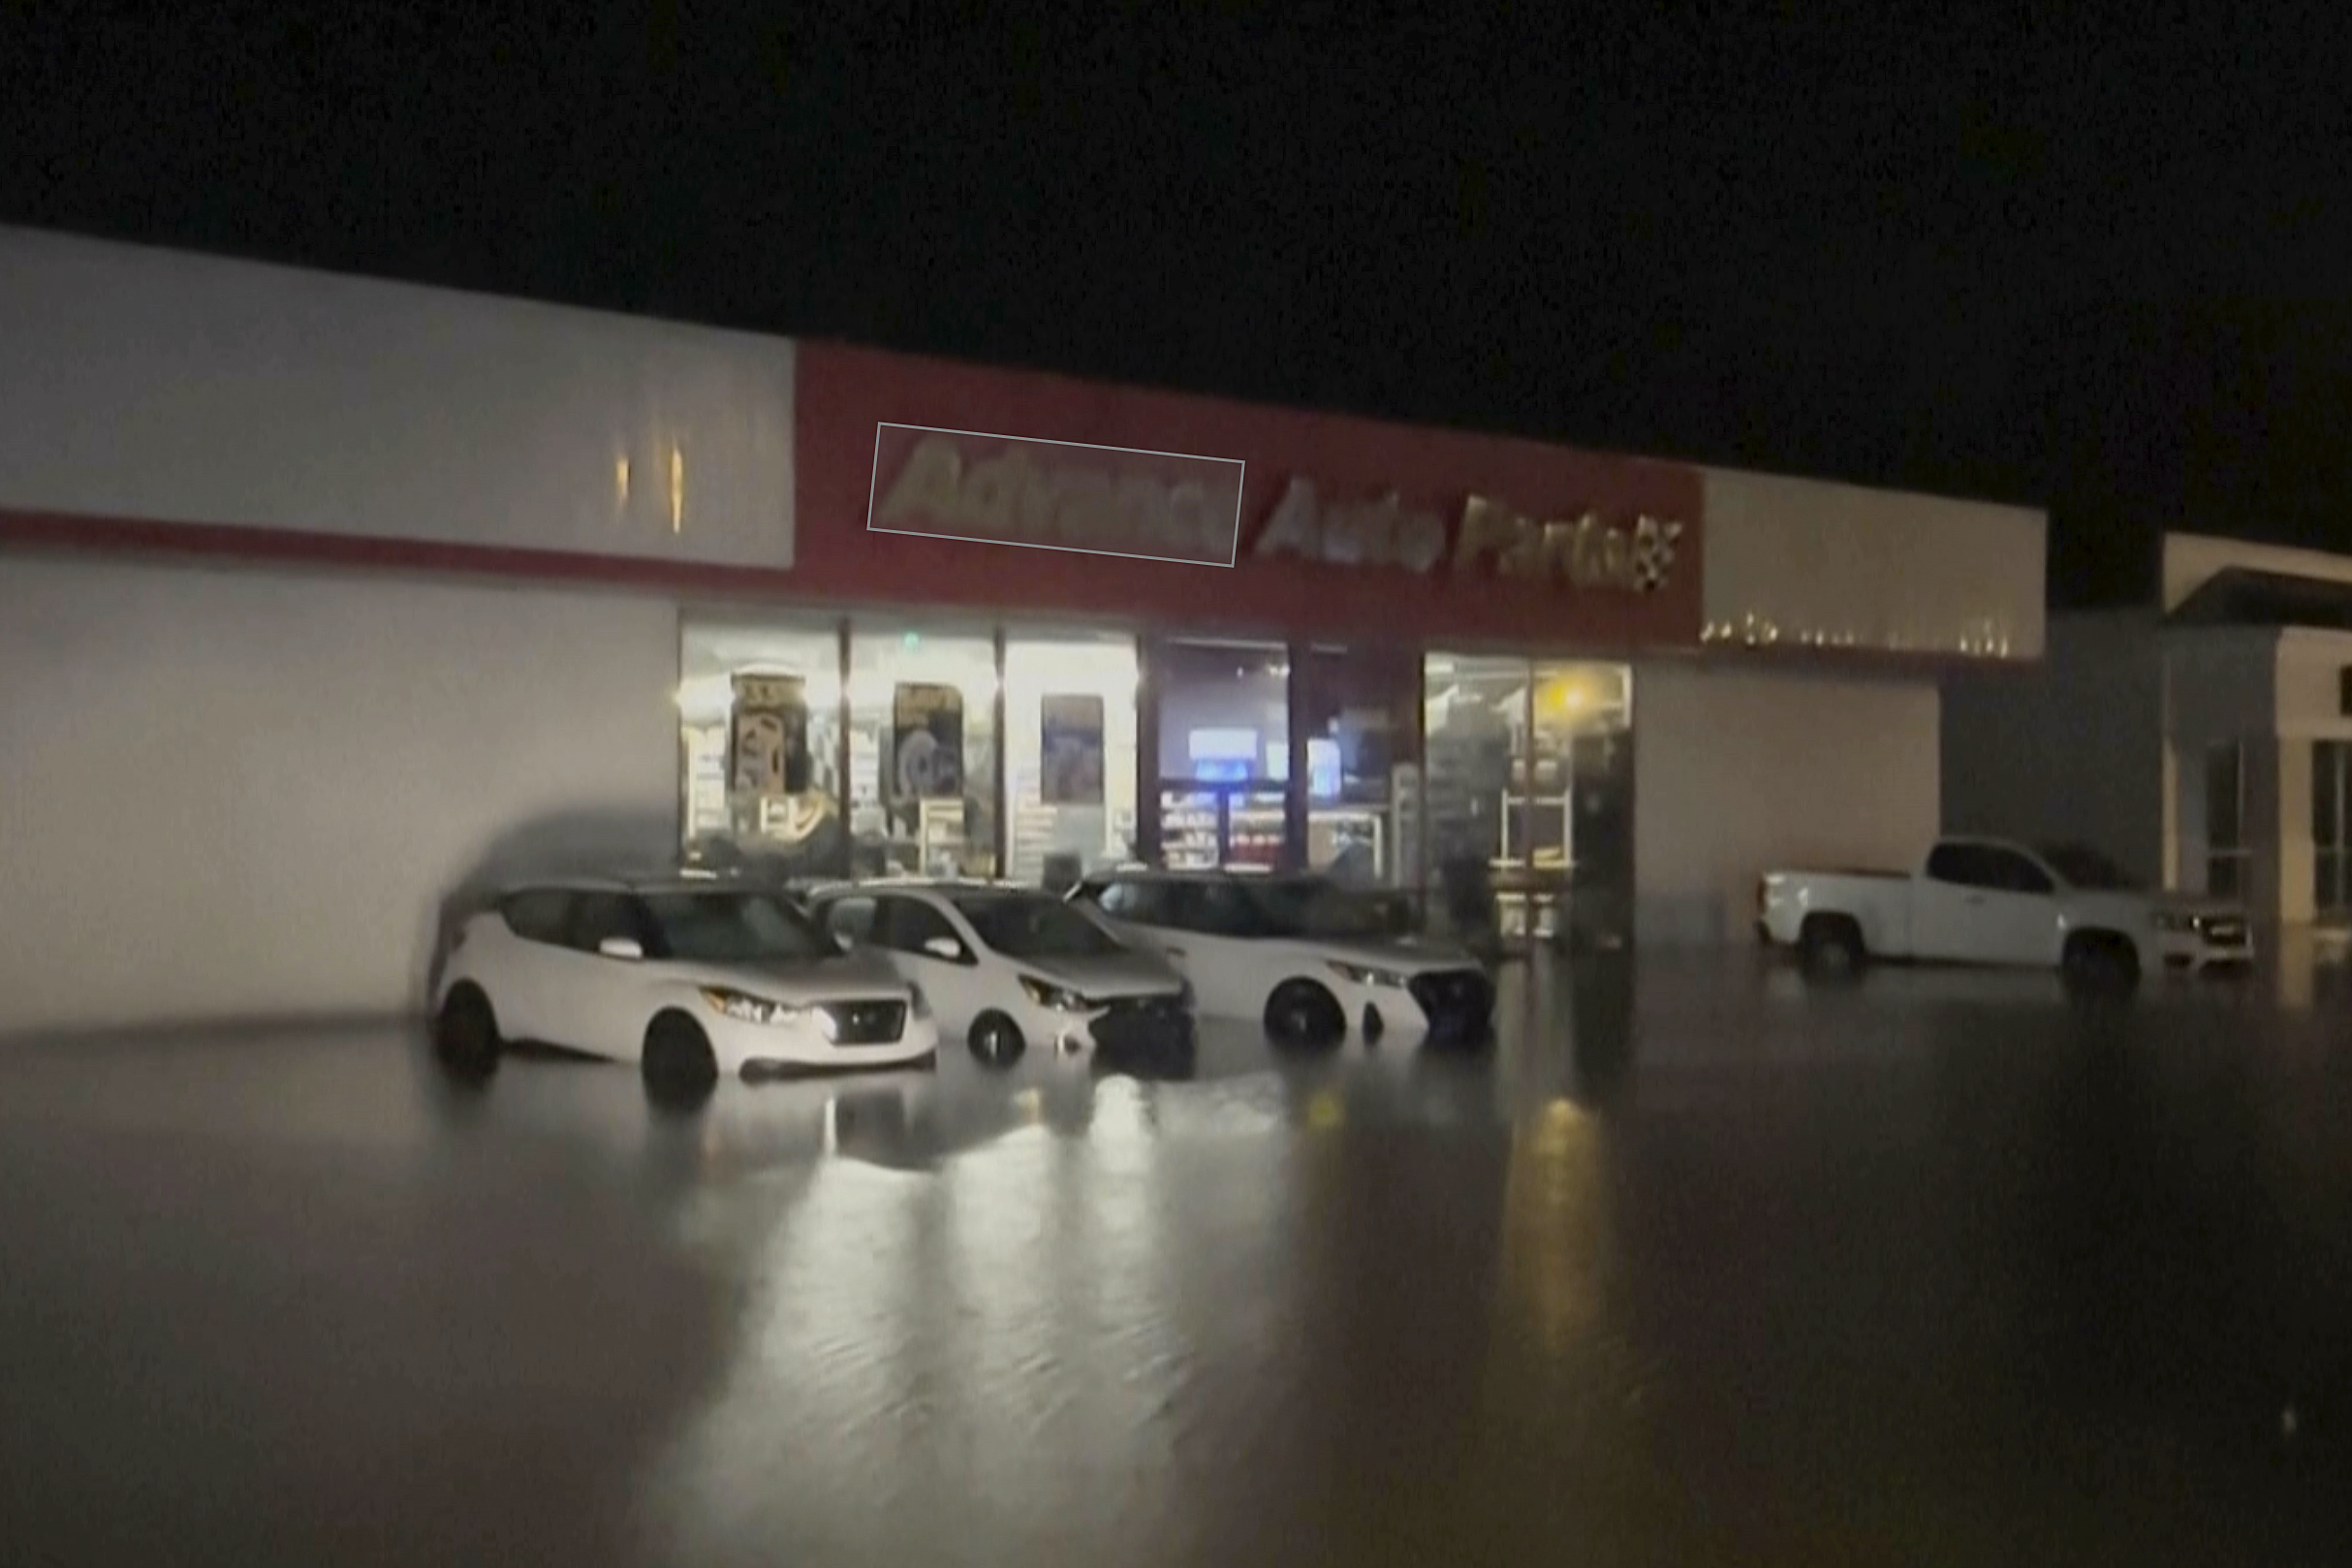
3,955,2349,1565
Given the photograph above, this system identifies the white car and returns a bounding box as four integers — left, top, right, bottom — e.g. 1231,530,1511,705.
432,877,940,1086
1070,869,1494,1045
805,879,1194,1066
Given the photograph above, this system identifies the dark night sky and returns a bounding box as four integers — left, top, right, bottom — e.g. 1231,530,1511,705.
8,3,2352,605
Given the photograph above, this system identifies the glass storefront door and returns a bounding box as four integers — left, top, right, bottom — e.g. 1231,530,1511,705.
1153,638,1291,870
677,612,1632,938
847,622,999,878
1424,652,1633,946
1004,631,1140,888
1300,643,1422,893
2313,739,2350,916
1533,661,1634,947
2208,739,2249,899
678,616,849,880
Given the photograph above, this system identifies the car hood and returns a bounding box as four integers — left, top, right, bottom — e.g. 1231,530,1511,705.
2151,893,2250,922
659,950,912,1003
1015,949,1185,999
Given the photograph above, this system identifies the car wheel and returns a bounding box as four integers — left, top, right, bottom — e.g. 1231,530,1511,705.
1798,916,1867,982
1265,980,1347,1047
967,1011,1028,1069
642,1011,719,1097
2063,932,2141,1000
433,985,502,1075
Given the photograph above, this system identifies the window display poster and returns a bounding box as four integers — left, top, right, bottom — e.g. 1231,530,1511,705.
1040,693,1106,805
730,673,811,797
892,682,966,800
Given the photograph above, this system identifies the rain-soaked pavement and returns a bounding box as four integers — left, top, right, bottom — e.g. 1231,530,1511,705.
4,953,2350,1566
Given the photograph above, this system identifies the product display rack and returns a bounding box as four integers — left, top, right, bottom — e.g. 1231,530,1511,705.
682,723,730,839
1160,780,1284,869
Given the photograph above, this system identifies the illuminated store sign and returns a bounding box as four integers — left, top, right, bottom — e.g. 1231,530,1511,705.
872,429,1243,566
871,429,1685,593
1254,477,1684,593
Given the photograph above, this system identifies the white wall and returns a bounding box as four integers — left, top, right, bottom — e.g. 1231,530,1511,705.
1940,610,2168,886
2164,532,2352,612
0,226,794,568
1700,467,2046,661
0,556,681,1037
1634,660,1940,945
2270,626,2352,737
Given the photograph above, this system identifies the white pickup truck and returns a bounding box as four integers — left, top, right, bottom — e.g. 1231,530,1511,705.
1756,836,2166,991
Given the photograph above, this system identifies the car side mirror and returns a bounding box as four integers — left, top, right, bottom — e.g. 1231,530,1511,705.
598,936,644,960
922,935,965,962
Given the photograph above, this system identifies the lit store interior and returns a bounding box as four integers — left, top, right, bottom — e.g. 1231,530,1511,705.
679,612,1633,934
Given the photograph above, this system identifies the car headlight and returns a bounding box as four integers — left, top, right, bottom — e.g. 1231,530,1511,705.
907,983,932,1019
1327,959,1409,988
699,988,804,1026
1019,975,1092,1011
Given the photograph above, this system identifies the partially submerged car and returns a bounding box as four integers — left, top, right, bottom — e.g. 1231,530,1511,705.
433,877,939,1088
806,879,1193,1066
1071,869,1494,1045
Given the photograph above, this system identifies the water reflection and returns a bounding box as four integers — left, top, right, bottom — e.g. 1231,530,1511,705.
318,964,2352,1559
1566,954,1637,1108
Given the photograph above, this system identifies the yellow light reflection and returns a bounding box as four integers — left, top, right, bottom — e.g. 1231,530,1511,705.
615,454,631,506
1536,670,1611,718
669,445,685,534
1304,1088,1344,1132
1498,1096,1607,1359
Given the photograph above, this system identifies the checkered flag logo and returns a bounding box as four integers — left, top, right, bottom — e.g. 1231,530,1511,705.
1630,517,1683,593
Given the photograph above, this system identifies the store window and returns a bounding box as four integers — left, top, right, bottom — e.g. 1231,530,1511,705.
1155,639,1290,870
2311,740,2349,915
2206,739,2248,900
848,623,999,878
1003,632,1140,889
1300,643,1422,891
679,616,848,880
1531,661,1635,942
1424,653,1633,942
1423,653,1521,906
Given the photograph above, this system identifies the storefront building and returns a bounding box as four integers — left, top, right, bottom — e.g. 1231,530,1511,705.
0,227,2046,1035
1946,531,2352,930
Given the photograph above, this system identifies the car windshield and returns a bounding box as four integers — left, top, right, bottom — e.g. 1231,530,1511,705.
642,892,835,963
1243,877,1392,940
953,894,1125,958
2036,844,2139,892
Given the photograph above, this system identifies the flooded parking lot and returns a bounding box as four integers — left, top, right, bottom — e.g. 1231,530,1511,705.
3,954,2349,1565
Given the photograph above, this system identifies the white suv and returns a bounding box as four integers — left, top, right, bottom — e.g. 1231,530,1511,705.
433,877,939,1088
